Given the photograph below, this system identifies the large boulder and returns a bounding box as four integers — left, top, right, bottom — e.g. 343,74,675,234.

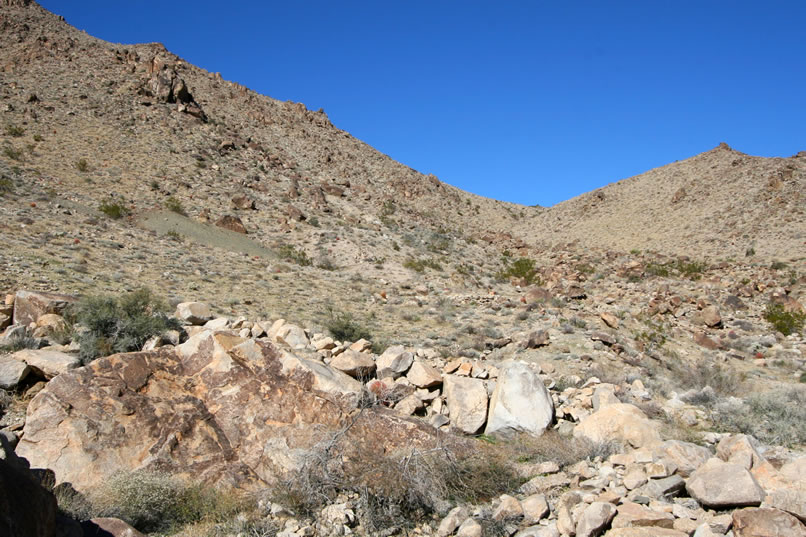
573,403,662,448
17,331,443,493
484,361,554,437
732,507,806,537
686,458,765,508
329,349,376,379
12,290,75,326
174,302,213,325
443,376,488,434
652,440,712,477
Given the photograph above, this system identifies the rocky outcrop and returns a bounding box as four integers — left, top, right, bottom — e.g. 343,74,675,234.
16,331,442,493
12,290,75,326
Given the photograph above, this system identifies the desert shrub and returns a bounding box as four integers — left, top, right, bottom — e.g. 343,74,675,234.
0,175,13,196
403,257,443,273
68,288,180,363
644,262,670,277
99,199,129,219
81,470,245,533
497,257,541,285
4,124,24,137
3,145,23,161
273,428,519,533
711,387,806,446
165,196,187,215
676,260,707,280
663,357,741,397
0,333,39,352
509,430,621,469
325,309,373,343
75,158,89,172
764,304,805,336
276,244,312,266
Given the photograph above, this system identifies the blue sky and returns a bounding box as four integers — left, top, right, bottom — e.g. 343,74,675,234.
39,1,806,206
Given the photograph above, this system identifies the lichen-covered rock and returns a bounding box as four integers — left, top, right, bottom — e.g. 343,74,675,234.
17,331,445,493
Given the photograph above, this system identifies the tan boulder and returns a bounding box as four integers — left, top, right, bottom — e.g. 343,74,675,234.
575,501,616,537
605,529,687,537
521,494,550,524
13,290,75,326
175,301,213,325
215,214,247,233
12,348,80,379
716,434,764,469
699,305,722,327
573,403,662,448
652,440,712,477
732,507,806,537
600,312,620,329
438,506,469,537
493,494,523,521
406,360,443,388
83,518,146,537
444,375,488,434
32,313,68,338
376,345,413,379
0,355,30,389
611,501,674,529
328,349,375,379
686,457,765,508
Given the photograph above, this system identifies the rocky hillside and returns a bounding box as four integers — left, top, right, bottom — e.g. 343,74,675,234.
516,143,806,260
0,2,805,536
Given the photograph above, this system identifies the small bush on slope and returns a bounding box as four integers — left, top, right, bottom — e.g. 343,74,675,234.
67,288,180,364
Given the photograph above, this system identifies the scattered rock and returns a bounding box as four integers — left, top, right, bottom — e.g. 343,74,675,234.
732,507,806,537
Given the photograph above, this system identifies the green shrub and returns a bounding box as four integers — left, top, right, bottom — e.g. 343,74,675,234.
99,199,129,219
0,333,39,352
277,244,312,266
4,124,24,137
711,387,806,447
403,257,443,273
325,309,373,343
67,288,180,363
3,146,23,161
645,262,671,277
764,304,806,336
75,158,89,172
676,260,707,280
497,257,541,285
0,176,13,196
165,196,187,215
32,134,43,142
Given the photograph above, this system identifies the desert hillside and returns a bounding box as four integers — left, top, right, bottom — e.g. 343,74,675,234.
518,143,805,260
0,2,805,537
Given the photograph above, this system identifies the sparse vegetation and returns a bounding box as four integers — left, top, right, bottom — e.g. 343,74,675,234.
99,199,129,219
67,287,181,363
4,124,24,137
496,257,541,285
75,158,89,172
764,303,805,336
403,257,443,273
0,175,13,196
59,470,246,534
711,387,806,447
165,196,187,215
324,308,373,343
0,333,40,352
3,145,23,161
277,244,312,266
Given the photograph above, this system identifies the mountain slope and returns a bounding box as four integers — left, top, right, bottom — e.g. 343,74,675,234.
525,143,806,260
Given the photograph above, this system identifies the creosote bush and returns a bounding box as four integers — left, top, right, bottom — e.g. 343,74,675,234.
763,303,805,336
99,199,129,219
325,308,373,343
403,257,443,273
276,244,312,266
165,196,187,216
497,257,541,285
67,287,181,363
75,158,89,172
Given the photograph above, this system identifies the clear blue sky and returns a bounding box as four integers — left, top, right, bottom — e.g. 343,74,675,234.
38,1,806,206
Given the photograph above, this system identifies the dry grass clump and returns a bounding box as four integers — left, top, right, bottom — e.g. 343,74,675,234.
711,386,806,447
501,430,621,469
57,470,250,534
